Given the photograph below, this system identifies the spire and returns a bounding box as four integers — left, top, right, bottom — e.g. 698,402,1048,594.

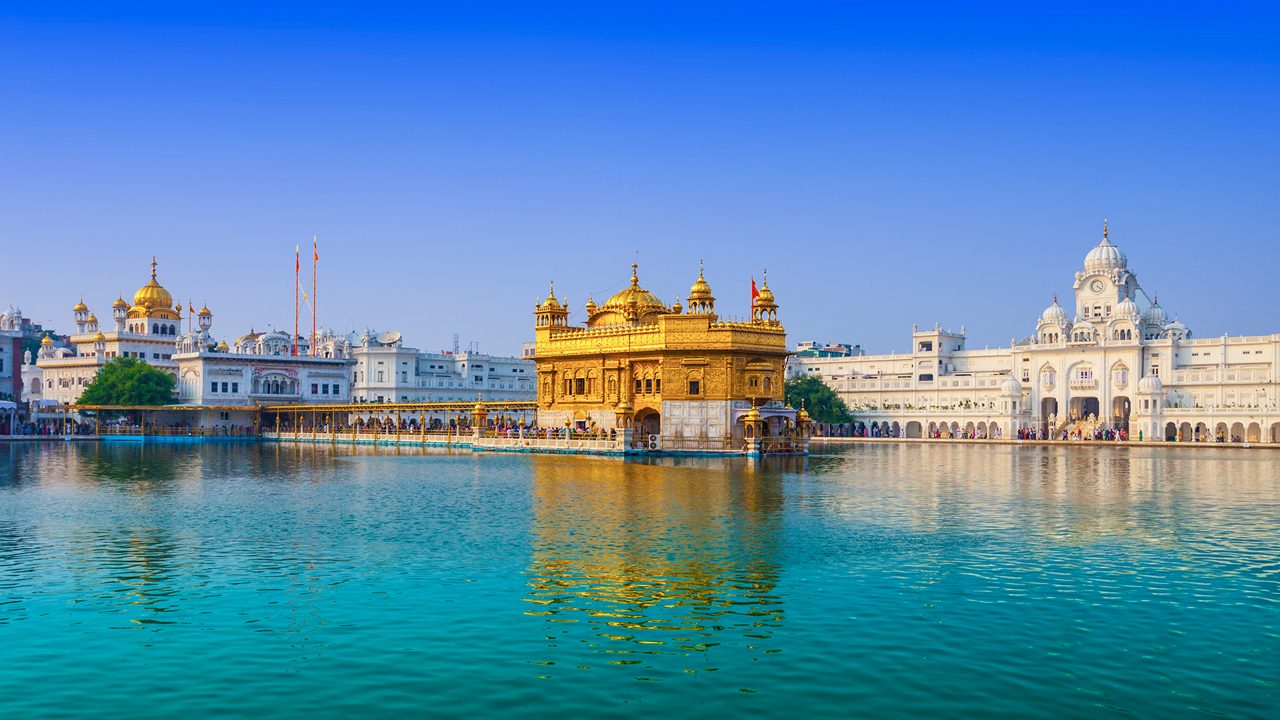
630,262,639,286
150,256,158,280
1052,292,1058,305
699,258,705,278
1102,218,1108,241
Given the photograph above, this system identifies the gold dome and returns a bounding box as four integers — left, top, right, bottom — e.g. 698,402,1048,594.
72,298,88,313
86,314,98,325
216,341,229,351
604,264,667,310
93,331,106,342
689,261,713,300
112,296,129,310
755,272,777,306
132,257,174,311
40,334,53,345
198,305,212,317
538,283,564,312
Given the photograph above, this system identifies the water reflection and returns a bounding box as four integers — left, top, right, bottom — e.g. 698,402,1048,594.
525,456,787,679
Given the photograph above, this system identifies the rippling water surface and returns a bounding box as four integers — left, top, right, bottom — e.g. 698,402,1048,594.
0,442,1277,718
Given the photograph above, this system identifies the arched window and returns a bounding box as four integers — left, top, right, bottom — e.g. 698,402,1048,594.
152,323,159,334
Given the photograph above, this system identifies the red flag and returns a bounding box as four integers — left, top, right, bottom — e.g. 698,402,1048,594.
296,246,300,272
751,277,760,302
313,238,319,262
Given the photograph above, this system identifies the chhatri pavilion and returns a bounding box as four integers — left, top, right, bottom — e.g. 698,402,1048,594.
532,263,803,452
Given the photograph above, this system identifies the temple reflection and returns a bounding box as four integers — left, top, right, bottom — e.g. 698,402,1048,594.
524,455,788,674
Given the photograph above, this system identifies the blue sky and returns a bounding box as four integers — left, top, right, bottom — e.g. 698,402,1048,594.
2,2,1277,354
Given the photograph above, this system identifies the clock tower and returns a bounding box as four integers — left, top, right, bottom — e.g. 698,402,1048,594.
1073,220,1139,323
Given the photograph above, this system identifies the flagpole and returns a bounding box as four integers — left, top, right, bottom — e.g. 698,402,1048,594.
294,244,300,356
312,235,317,357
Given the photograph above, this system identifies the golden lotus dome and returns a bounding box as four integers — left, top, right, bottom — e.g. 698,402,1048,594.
133,259,174,310
216,341,229,352
198,305,212,317
41,334,53,345
112,296,129,310
72,298,88,313
93,331,106,342
588,263,670,327
604,264,667,310
86,314,98,325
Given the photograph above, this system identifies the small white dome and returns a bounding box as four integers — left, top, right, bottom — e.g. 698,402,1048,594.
1142,298,1167,327
1115,297,1140,322
1084,223,1127,274
1041,297,1069,325
1137,375,1163,394
1164,318,1190,339
1000,378,1023,396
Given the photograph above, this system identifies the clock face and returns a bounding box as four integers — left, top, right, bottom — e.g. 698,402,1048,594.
1090,280,1105,293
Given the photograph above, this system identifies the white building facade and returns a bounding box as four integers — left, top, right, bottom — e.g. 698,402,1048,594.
31,259,195,405
791,224,1280,444
349,331,535,403
0,306,23,403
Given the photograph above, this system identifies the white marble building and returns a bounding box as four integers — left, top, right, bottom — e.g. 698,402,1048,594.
31,259,194,405
0,306,23,402
791,224,1280,443
349,330,535,403
28,259,356,417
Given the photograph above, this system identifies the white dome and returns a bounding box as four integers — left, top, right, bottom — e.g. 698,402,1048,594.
1000,378,1023,396
1115,297,1140,322
1040,297,1069,325
1084,226,1127,274
1142,298,1167,327
1137,375,1163,394
1164,318,1190,339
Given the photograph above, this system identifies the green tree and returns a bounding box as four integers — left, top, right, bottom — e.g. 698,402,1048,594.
785,375,853,424
78,357,176,406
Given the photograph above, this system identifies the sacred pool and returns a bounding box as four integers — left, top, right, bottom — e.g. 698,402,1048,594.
0,442,1275,718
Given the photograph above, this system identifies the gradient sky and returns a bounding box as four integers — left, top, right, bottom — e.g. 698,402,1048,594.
2,2,1277,356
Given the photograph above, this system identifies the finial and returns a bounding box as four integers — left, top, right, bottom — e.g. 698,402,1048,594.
1153,292,1159,305
1102,218,1109,241
548,281,555,298
762,268,768,285
1052,292,1058,304
150,256,158,279
630,262,639,285
698,258,704,278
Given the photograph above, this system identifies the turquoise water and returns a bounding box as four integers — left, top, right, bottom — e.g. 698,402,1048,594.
0,442,1276,718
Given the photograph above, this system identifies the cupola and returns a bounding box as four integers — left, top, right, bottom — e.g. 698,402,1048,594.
751,271,779,324
1083,219,1128,274
534,283,570,328
686,260,716,314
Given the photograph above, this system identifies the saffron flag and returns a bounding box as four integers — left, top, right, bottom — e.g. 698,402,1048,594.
751,277,760,302
313,236,319,262
295,245,300,271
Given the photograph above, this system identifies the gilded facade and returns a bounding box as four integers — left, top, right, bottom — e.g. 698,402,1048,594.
533,263,800,451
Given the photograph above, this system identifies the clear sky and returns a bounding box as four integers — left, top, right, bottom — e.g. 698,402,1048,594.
2,2,1277,355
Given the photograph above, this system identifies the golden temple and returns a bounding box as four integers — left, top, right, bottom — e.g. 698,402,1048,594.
533,262,806,452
